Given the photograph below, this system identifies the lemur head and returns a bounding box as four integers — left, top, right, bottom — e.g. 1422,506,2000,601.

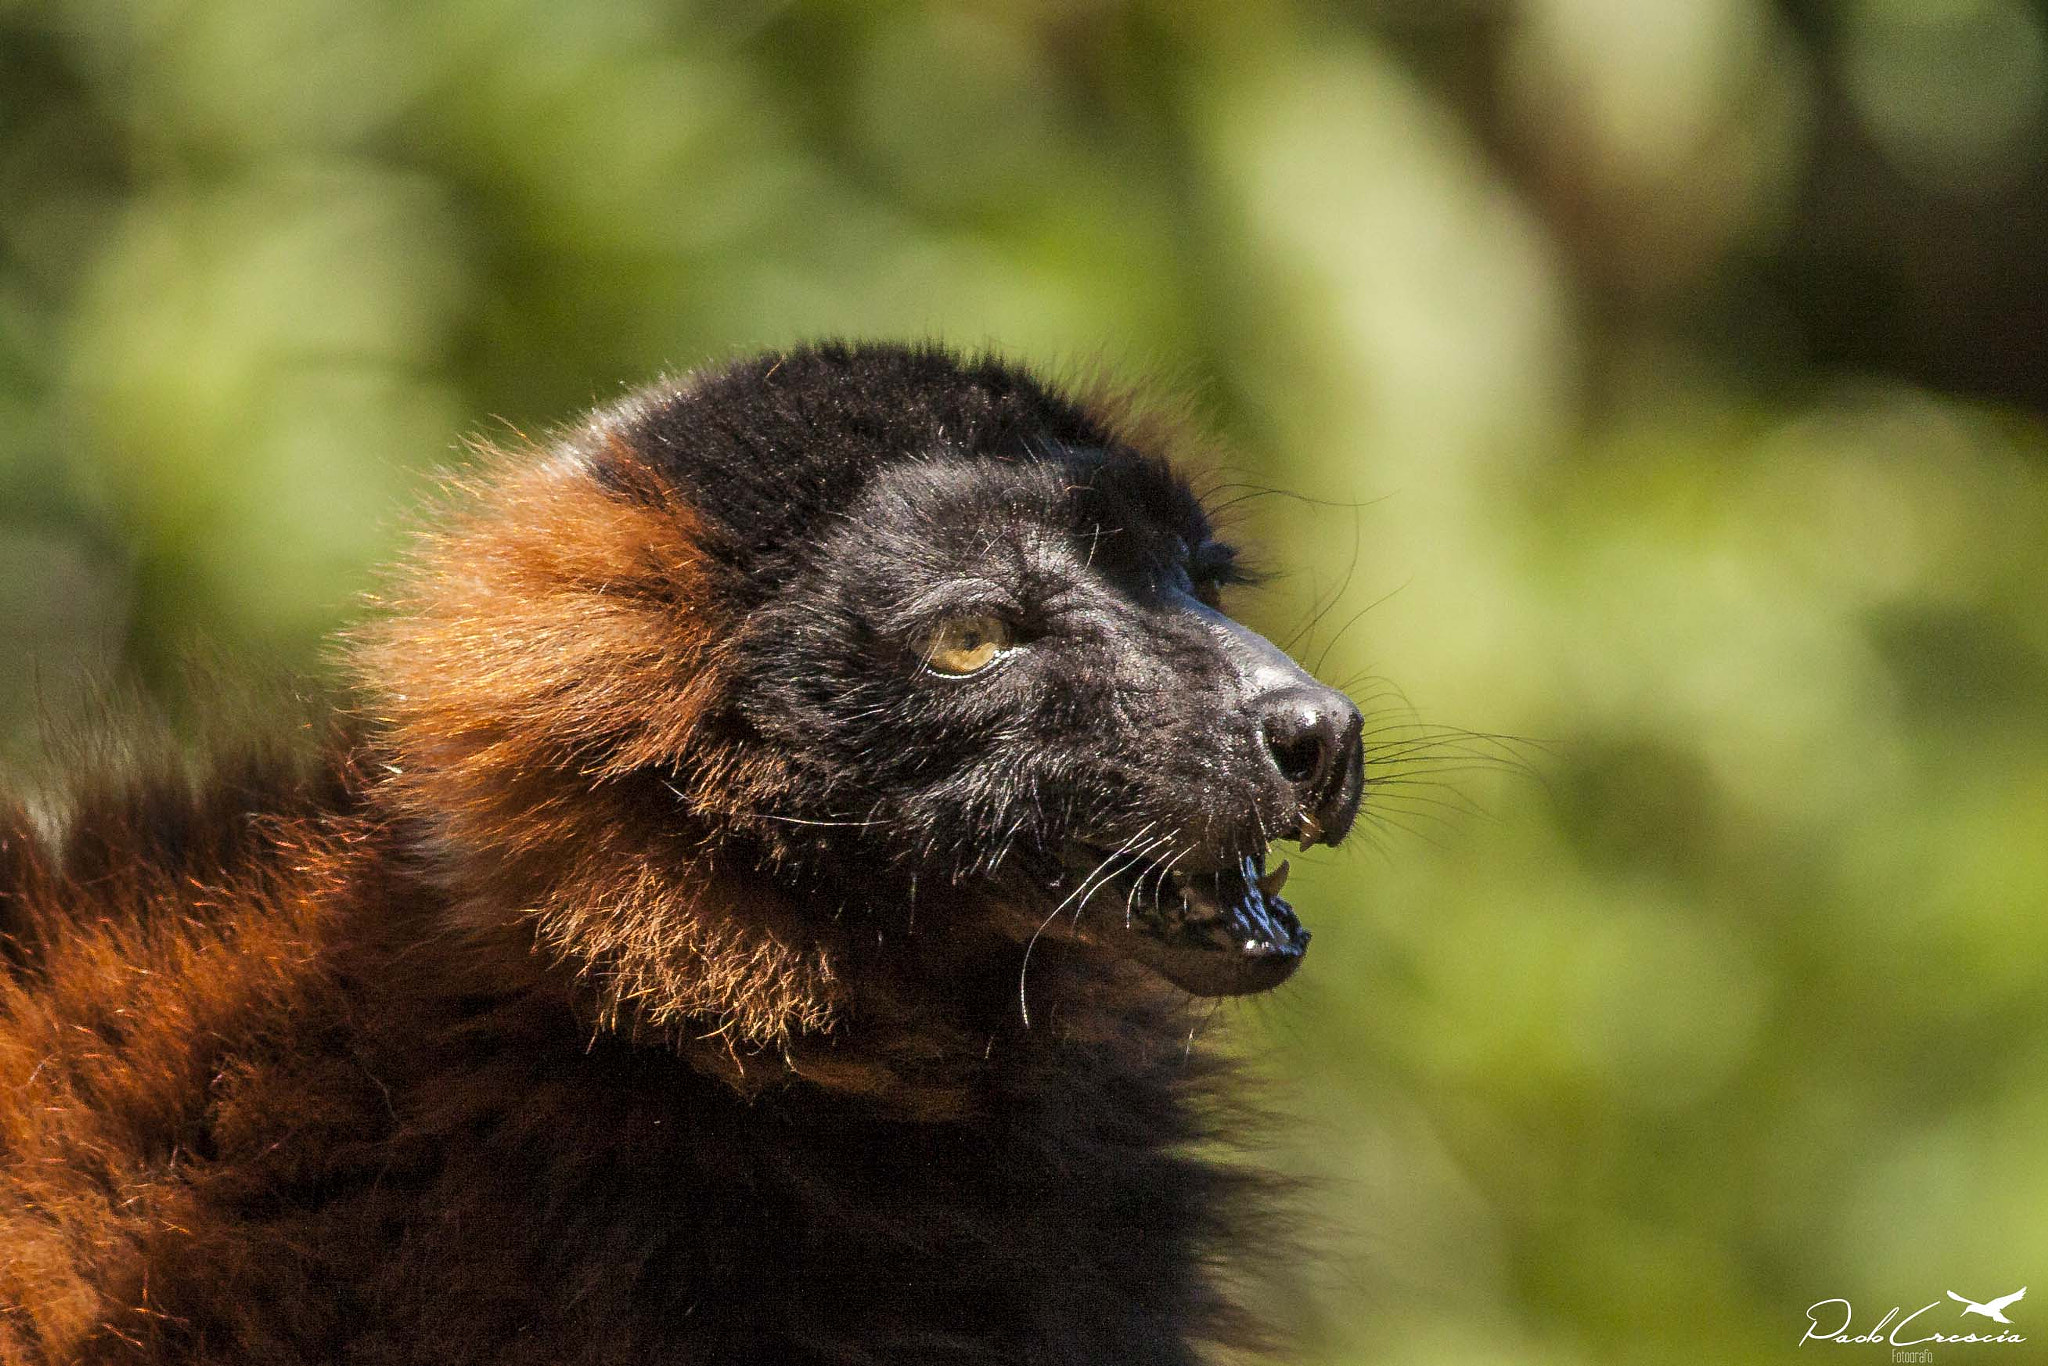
355,343,1362,1068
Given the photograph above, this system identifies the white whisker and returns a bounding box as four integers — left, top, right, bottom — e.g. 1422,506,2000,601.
1018,821,1160,1027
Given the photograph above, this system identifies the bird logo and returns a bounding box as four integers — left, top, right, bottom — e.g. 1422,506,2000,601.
1948,1287,2026,1324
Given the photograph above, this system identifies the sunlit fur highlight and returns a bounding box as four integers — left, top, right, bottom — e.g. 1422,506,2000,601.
354,437,846,1063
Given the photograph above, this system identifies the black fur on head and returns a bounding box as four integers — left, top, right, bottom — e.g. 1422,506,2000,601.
572,342,1366,1005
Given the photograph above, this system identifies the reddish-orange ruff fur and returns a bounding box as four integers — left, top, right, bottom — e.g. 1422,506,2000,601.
357,446,848,1060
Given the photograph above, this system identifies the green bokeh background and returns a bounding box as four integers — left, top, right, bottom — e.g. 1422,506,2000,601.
5,2,2047,1361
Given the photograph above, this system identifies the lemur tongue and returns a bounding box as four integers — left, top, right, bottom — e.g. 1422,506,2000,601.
1174,857,1301,952
1125,855,1308,996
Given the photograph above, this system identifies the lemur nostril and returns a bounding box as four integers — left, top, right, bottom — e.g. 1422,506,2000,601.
1266,727,1325,786
1258,694,1339,791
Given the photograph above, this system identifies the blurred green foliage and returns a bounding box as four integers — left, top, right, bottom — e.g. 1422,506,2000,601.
4,1,2047,1362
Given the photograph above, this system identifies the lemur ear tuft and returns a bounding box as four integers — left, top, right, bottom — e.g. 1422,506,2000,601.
351,436,729,822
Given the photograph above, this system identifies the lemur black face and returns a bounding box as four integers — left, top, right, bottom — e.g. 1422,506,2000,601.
738,444,1363,997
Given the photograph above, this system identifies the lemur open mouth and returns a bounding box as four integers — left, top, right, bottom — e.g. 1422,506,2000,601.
1059,845,1309,997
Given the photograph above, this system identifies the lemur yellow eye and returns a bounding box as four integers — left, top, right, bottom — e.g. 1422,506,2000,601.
921,615,1015,676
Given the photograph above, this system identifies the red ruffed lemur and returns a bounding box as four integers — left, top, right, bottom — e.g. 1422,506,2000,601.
0,342,1363,1364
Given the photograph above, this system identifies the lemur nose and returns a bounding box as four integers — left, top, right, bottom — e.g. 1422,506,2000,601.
1256,684,1364,847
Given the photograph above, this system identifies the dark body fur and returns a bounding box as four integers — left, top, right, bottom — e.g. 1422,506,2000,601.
0,344,1352,1363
